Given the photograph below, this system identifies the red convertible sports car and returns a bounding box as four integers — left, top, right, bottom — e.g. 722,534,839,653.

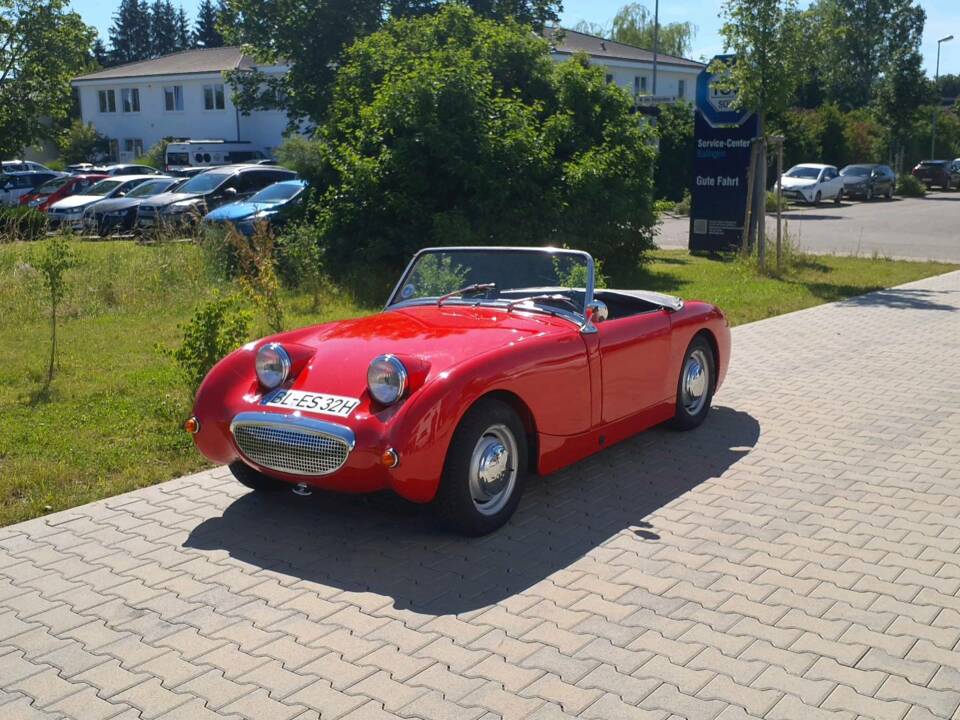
189,247,731,535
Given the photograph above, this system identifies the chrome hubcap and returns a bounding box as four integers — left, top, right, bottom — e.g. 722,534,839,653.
681,349,709,415
468,424,517,516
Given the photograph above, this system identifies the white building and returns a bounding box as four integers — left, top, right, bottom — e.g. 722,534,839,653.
73,31,702,163
546,28,704,104
72,47,290,161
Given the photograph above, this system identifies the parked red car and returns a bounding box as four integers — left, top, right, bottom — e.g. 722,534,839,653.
188,247,731,535
19,173,108,212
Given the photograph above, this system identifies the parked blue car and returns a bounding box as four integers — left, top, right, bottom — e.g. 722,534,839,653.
202,179,308,235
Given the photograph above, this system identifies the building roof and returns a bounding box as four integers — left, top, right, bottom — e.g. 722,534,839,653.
545,28,705,70
73,47,260,82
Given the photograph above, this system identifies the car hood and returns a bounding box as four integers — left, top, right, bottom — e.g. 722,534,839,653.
273,304,574,397
779,175,818,188
841,175,868,185
141,191,203,209
50,195,101,210
205,201,280,222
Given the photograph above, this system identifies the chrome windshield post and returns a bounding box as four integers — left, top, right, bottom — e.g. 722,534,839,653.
580,253,598,334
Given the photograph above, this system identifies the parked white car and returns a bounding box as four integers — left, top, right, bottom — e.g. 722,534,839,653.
47,175,159,230
778,164,844,205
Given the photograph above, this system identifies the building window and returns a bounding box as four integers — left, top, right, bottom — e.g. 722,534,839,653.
634,76,648,95
203,83,225,110
678,79,686,98
98,89,116,113
121,88,140,113
163,85,184,112
124,138,144,157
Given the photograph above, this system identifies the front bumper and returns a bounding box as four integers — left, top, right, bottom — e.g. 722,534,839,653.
781,188,814,202
47,212,85,230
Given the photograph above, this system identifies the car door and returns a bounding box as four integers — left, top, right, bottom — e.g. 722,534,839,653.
595,309,673,424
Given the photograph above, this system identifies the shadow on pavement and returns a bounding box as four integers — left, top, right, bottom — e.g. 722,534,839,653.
778,213,845,221
186,407,760,614
836,287,959,312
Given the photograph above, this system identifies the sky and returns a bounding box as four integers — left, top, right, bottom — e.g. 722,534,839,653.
69,0,960,77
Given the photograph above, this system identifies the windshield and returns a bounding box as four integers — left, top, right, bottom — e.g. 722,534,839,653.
840,166,870,176
249,183,303,203
785,166,821,179
388,248,593,317
179,171,230,193
35,177,71,194
126,179,175,198
85,180,124,196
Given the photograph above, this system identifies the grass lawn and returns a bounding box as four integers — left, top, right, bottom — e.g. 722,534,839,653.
0,239,955,526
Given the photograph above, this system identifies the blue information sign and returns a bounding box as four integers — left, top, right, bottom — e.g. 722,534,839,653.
689,55,758,252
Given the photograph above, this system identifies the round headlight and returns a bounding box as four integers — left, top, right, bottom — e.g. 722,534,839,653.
367,354,407,406
256,343,291,389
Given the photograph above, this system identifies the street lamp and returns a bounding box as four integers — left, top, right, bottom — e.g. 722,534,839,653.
932,34,953,159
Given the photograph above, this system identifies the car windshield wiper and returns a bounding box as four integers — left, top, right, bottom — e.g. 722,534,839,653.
437,282,496,307
506,294,581,313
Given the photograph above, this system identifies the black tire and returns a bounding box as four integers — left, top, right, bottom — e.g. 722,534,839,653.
432,398,527,536
813,191,821,206
865,186,873,201
229,461,287,492
886,186,894,199
834,188,842,205
669,335,716,431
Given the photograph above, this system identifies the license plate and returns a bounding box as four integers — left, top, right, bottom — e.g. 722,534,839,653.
260,389,360,418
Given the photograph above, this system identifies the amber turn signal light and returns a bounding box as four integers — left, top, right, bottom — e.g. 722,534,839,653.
184,416,201,434
381,448,399,468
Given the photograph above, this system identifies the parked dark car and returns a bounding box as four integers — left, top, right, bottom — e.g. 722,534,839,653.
911,160,960,190
136,165,297,231
82,177,184,235
840,164,896,200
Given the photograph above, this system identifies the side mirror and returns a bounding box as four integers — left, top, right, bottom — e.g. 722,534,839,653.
585,300,609,325
223,187,238,198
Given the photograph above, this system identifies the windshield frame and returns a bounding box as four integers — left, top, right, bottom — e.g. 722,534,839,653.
385,246,597,329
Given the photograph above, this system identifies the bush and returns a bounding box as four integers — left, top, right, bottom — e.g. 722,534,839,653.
896,173,926,197
137,138,172,170
766,190,788,212
56,120,109,164
674,189,692,216
165,292,252,394
277,222,328,311
303,5,657,292
0,206,48,243
654,102,694,201
224,224,284,333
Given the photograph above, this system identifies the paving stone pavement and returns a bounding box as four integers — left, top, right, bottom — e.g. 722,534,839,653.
3,271,960,720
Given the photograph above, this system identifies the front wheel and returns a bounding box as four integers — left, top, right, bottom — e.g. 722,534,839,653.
432,398,527,536
865,186,873,201
834,188,843,205
813,191,822,206
229,461,287,492
669,336,716,431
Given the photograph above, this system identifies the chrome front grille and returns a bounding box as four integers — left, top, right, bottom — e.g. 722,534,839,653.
230,412,355,476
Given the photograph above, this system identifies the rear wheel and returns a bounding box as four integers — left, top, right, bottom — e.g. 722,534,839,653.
229,461,287,492
886,185,894,199
432,398,527,536
669,336,716,431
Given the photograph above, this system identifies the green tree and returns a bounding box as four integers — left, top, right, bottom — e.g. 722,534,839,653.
109,0,152,63
0,0,95,158
194,0,222,47
307,5,656,287
714,0,802,130
392,0,561,29
653,102,694,200
150,0,179,56
34,236,76,385
573,3,696,58
56,120,110,163
175,5,192,49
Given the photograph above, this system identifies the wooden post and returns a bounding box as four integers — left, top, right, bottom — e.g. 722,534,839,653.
757,137,767,272
741,140,759,254
776,138,783,270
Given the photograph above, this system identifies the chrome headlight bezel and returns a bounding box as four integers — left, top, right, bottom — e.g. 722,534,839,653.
255,343,291,389
367,354,408,406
